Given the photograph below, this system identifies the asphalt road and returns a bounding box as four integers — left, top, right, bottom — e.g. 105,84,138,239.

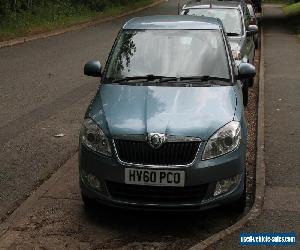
0,2,259,248
0,0,197,224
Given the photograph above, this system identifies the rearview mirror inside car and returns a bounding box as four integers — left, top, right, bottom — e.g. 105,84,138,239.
246,25,258,37
237,63,256,80
84,60,102,77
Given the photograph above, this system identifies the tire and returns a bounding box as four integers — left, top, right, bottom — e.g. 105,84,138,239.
248,77,254,87
242,81,249,106
82,193,96,210
255,38,258,50
258,7,262,13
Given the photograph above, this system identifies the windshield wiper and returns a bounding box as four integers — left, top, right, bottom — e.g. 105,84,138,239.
112,75,176,83
226,32,241,36
111,75,231,85
179,76,231,83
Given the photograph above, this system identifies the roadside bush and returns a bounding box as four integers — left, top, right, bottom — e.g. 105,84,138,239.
0,0,149,40
0,0,11,16
80,0,109,11
0,0,122,26
0,0,141,16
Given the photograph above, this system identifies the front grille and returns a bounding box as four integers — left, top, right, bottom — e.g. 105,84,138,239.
106,181,208,204
114,140,200,165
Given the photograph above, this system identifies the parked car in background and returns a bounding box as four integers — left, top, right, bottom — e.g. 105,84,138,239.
247,3,259,49
79,15,256,212
181,0,258,105
221,0,261,13
249,0,261,12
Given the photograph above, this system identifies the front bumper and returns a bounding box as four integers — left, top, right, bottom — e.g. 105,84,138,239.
79,142,246,211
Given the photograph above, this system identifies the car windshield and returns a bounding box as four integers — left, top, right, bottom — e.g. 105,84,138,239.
105,29,230,82
184,8,243,36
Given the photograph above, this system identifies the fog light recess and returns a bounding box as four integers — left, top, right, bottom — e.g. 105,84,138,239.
81,169,101,191
214,174,241,196
87,174,101,191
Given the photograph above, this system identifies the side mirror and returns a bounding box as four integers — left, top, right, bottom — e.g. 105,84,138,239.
246,25,258,37
84,60,102,77
237,63,256,80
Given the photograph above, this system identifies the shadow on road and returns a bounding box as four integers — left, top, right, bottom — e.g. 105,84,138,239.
81,204,245,249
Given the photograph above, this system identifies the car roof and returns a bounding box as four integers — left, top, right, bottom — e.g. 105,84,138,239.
123,15,222,30
183,0,242,9
247,3,254,10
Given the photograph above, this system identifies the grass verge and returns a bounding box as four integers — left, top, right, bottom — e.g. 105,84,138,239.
263,0,294,4
283,1,300,15
283,2,300,39
0,0,154,42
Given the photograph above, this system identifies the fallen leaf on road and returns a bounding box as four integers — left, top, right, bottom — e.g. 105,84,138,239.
54,133,65,138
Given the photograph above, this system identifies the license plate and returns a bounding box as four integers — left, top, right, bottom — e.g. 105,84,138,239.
125,168,185,187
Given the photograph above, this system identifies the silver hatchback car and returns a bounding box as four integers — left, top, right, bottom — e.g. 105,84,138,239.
180,0,258,106
79,15,255,211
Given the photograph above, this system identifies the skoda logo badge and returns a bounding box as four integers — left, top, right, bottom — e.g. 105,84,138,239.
147,133,166,149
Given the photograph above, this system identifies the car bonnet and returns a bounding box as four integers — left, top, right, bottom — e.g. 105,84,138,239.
88,84,238,141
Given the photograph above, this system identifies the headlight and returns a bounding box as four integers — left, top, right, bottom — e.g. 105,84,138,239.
232,50,241,60
80,118,111,156
202,121,241,160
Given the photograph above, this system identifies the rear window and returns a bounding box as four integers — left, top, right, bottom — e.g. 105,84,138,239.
183,8,243,36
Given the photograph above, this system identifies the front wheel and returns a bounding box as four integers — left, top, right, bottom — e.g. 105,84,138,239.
82,193,96,210
255,38,259,49
248,77,254,87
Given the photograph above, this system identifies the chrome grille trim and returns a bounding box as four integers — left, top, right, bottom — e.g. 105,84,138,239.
113,136,202,167
112,134,202,142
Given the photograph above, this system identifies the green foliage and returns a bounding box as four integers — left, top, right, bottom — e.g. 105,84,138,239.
0,0,145,18
81,0,109,11
263,0,298,3
284,1,300,15
283,1,300,37
0,0,150,40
